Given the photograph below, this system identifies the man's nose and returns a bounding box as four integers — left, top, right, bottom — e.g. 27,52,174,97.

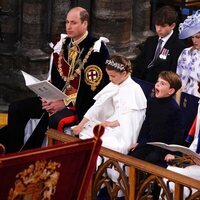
66,23,71,29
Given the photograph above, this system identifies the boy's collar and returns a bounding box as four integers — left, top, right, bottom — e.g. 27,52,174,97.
159,30,173,43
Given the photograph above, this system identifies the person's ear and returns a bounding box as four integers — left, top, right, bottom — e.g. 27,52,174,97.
169,88,175,95
170,22,176,30
122,71,127,76
83,21,88,28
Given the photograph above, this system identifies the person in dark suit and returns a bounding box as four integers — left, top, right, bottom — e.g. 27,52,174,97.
128,71,184,168
128,71,184,200
133,5,185,84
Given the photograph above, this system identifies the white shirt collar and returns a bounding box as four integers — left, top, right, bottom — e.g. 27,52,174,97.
159,30,173,48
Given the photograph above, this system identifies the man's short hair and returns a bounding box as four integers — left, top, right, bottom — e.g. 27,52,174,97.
80,9,89,23
67,7,89,24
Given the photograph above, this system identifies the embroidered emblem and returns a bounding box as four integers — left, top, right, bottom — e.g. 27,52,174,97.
8,160,60,200
84,65,103,91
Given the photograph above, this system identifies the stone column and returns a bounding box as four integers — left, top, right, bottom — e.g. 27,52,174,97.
51,0,71,40
0,0,20,105
21,0,44,48
130,0,154,61
0,0,19,45
14,0,50,78
132,0,154,44
91,0,133,53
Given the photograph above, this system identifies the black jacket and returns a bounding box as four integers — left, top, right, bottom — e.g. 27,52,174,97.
133,32,185,83
51,34,110,121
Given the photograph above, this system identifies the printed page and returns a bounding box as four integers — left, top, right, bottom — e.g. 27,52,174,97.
147,142,200,159
21,70,41,85
21,71,67,100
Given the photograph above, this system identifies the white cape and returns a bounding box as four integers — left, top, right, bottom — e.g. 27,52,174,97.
79,76,147,154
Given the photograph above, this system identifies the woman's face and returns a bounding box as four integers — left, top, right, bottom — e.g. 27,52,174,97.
191,32,200,50
106,68,128,85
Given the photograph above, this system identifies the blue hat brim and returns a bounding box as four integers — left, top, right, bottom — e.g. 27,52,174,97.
179,23,200,39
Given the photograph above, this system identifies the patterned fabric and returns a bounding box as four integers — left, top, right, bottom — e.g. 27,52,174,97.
177,47,200,98
0,134,102,200
50,34,110,121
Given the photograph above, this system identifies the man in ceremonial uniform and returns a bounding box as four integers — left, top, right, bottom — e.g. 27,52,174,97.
0,7,110,153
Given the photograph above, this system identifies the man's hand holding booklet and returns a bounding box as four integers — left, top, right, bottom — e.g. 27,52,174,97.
21,71,67,100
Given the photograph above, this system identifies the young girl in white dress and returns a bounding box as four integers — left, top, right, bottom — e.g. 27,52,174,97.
73,55,147,155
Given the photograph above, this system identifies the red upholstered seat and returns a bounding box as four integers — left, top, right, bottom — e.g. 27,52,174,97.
0,125,104,200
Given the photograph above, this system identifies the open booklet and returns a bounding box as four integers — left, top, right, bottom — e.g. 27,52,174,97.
147,142,200,159
21,70,67,100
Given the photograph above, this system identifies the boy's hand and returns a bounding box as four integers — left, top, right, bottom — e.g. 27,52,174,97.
164,154,175,162
129,143,138,151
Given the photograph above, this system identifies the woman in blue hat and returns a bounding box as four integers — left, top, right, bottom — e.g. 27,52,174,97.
177,10,200,98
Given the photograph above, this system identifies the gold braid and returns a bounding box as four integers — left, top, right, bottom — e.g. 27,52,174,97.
57,42,94,91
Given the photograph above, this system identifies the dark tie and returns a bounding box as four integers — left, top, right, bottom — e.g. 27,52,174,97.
147,39,163,69
196,129,200,153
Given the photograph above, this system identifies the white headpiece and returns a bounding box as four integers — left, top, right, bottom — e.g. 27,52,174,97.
105,59,125,71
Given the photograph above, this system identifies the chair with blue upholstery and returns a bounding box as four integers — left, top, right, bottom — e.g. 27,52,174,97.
132,77,154,99
179,92,199,144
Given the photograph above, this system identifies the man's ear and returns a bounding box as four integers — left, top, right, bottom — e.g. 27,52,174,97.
83,21,88,28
